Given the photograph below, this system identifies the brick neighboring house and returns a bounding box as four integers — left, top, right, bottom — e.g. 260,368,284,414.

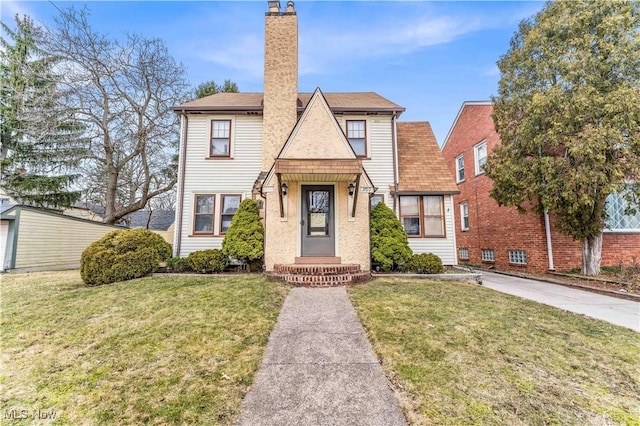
170,2,459,279
441,101,640,273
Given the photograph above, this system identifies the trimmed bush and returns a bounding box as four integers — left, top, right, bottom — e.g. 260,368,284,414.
81,228,171,285
222,199,264,271
187,249,228,273
166,256,190,273
370,202,413,272
404,253,444,274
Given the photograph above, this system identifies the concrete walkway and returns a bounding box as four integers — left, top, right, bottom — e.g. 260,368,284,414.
482,271,640,332
237,287,407,426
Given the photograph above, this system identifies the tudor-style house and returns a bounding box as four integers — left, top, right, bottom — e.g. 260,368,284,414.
172,2,458,281
441,101,640,273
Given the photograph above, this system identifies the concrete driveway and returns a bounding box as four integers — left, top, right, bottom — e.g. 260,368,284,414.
481,271,640,332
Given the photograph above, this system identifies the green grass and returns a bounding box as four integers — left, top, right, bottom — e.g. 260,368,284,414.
349,278,640,426
1,271,288,425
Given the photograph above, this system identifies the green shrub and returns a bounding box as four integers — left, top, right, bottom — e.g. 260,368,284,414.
187,249,228,273
166,256,190,273
404,253,445,274
222,199,264,271
80,228,171,285
370,202,412,271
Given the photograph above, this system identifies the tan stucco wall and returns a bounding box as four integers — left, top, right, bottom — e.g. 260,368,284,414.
337,176,371,270
281,95,354,159
264,184,299,269
262,12,298,170
263,178,371,271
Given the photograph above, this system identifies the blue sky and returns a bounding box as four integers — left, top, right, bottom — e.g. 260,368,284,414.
2,1,543,144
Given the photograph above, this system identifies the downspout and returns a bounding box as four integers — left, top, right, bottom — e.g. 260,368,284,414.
174,111,188,257
391,112,399,214
544,209,555,271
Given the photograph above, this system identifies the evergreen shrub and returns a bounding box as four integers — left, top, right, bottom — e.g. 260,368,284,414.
404,253,444,274
187,249,228,273
166,256,190,273
222,199,264,271
81,228,171,285
370,202,412,271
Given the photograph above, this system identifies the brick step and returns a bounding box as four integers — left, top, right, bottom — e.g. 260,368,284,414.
267,264,371,287
273,264,362,275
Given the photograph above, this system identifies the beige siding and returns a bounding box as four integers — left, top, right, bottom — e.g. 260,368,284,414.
407,195,457,265
14,210,120,270
178,114,263,256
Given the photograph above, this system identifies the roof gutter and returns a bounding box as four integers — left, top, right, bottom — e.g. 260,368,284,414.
391,111,399,214
174,111,188,257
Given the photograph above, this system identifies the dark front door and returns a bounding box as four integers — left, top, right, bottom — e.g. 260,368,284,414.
301,185,335,257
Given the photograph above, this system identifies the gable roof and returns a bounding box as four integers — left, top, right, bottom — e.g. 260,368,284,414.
396,122,459,194
441,100,493,151
279,88,357,160
174,92,405,114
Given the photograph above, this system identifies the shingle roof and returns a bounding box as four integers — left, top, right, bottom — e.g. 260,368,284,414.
396,122,459,194
126,210,175,231
174,92,405,113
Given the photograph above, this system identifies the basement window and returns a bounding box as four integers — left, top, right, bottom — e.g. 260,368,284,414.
509,250,527,265
459,248,469,260
481,249,494,262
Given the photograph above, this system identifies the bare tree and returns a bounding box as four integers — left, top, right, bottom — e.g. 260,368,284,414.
47,8,190,223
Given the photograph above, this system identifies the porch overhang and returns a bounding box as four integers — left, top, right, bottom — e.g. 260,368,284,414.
275,158,363,182
275,158,363,218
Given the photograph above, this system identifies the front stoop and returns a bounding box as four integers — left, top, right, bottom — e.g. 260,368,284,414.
267,264,371,287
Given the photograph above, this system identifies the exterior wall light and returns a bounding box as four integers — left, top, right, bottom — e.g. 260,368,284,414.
281,182,288,196
348,182,355,196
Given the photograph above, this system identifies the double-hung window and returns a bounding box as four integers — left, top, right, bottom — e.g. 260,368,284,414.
194,195,215,234
211,120,231,157
399,195,445,237
220,195,241,234
456,154,465,182
370,194,384,209
474,141,487,175
346,120,366,157
460,202,469,231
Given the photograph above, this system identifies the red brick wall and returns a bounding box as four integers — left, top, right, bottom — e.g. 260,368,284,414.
441,102,639,273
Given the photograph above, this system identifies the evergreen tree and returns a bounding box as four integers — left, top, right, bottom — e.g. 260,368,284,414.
370,202,412,272
0,15,85,208
194,79,239,99
222,199,264,271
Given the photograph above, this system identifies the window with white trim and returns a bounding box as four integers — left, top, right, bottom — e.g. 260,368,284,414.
459,248,469,260
509,250,527,265
474,141,487,175
605,190,640,231
481,249,494,262
460,202,469,231
456,154,465,182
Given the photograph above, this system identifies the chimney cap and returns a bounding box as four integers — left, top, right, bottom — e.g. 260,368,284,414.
286,1,295,12
268,1,281,13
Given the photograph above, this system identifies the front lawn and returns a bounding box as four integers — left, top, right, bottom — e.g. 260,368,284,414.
1,271,288,425
349,278,640,425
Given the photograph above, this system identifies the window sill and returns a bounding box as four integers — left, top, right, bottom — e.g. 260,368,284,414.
206,156,233,160
189,234,219,237
407,235,447,239
461,228,469,232
456,179,465,184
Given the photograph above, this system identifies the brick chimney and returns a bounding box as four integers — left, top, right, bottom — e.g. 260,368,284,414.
262,1,298,170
